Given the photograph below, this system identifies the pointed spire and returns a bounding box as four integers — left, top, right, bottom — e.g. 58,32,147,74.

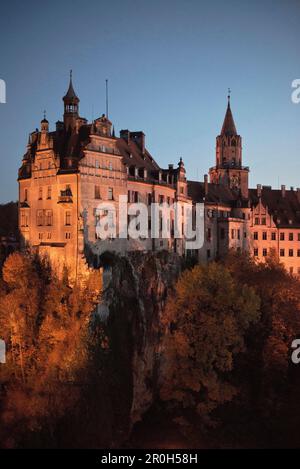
220,89,237,136
63,70,79,103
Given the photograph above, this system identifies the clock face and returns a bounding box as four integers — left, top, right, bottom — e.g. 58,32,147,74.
230,174,240,190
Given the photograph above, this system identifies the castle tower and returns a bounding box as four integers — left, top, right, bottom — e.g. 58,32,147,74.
209,93,249,198
63,70,79,131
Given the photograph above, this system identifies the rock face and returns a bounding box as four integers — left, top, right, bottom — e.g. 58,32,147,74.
92,250,182,429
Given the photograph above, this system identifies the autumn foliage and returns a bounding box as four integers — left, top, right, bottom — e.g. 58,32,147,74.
0,252,102,448
160,262,260,424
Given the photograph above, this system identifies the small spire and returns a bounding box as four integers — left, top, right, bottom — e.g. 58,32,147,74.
227,87,231,105
112,126,115,138
41,109,48,123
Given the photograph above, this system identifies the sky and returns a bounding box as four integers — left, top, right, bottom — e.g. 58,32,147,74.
0,0,299,202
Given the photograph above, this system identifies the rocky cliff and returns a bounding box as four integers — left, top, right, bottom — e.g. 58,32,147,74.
91,250,182,432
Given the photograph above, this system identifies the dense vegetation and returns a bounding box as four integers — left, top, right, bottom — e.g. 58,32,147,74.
0,250,300,448
156,252,300,448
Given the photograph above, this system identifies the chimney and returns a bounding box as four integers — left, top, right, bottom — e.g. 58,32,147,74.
120,129,130,143
131,131,145,153
291,186,294,191
204,174,208,196
281,185,286,198
257,184,262,198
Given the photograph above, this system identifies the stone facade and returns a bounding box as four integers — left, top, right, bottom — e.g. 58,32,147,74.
18,76,300,277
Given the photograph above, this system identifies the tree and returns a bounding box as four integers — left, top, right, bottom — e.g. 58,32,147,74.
160,262,260,424
0,252,102,447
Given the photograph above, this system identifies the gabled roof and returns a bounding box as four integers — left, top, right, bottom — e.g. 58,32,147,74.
249,187,300,228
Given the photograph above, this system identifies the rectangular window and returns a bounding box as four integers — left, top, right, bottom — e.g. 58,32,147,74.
263,248,267,257
38,187,43,200
254,248,258,257
254,232,258,240
298,233,300,242
271,232,276,241
108,187,113,200
37,209,44,226
231,229,235,239
65,232,71,239
21,211,29,227
280,232,285,241
207,249,211,259
237,229,240,240
289,249,294,257
289,233,294,241
263,232,267,240
280,249,285,257
261,218,266,225
95,185,101,199
65,211,71,226
46,210,53,226
255,217,259,225
47,186,52,199
24,189,28,202
297,249,300,257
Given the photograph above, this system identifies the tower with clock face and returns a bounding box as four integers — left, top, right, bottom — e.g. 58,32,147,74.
209,94,249,199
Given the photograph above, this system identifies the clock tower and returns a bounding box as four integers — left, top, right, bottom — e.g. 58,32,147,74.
209,93,249,199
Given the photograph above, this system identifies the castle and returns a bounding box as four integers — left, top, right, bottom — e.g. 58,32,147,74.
18,74,300,278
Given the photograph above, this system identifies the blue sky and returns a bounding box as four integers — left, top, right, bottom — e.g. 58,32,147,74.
0,0,299,202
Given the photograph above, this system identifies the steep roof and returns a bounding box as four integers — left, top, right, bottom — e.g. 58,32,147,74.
63,73,79,103
221,100,237,136
116,137,160,174
188,180,238,205
249,187,300,228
